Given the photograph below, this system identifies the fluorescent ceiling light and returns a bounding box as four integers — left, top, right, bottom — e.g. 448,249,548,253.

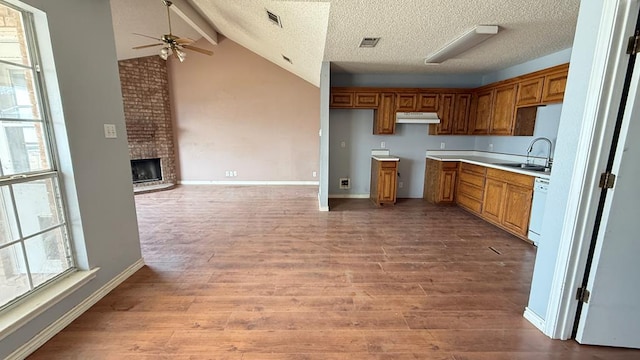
424,25,499,64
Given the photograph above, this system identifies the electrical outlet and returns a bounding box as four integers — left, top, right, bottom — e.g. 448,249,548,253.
104,124,117,138
381,141,386,148
233,171,237,177
340,141,346,148
489,143,494,151
440,142,445,149
312,171,317,178
339,178,350,189
225,171,230,177
399,181,404,188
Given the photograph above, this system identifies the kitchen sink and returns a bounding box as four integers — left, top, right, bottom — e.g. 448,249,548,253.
493,162,550,172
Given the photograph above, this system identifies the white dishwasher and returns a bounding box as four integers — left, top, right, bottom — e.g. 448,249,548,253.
528,178,549,246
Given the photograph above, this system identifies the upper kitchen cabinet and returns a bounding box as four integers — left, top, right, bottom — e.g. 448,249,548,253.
470,89,494,135
396,93,418,111
430,93,472,135
490,83,518,135
374,93,396,134
541,65,569,103
515,63,569,106
417,93,439,112
354,92,379,108
330,90,354,108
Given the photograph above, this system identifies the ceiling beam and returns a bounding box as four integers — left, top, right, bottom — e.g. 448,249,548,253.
170,0,218,45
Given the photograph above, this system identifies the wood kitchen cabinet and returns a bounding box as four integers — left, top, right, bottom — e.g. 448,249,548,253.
516,77,545,106
453,93,472,134
470,89,494,135
424,159,458,204
456,162,486,215
396,93,418,111
370,158,398,206
430,93,472,135
330,90,354,108
490,84,518,135
481,168,534,238
374,93,396,134
354,92,379,108
417,93,439,112
541,67,569,103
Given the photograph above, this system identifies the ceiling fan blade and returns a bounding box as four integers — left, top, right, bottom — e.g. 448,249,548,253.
133,32,163,42
182,44,214,56
132,43,164,49
176,37,195,44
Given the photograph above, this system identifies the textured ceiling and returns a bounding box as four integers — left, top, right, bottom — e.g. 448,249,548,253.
109,0,580,86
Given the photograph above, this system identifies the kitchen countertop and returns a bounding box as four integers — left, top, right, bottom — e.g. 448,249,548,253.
426,150,551,179
372,155,400,161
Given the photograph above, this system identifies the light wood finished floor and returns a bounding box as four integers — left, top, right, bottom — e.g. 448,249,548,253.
29,186,640,359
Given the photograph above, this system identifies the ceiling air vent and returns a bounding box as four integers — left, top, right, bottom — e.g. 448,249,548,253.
359,37,380,48
266,9,282,27
282,55,292,64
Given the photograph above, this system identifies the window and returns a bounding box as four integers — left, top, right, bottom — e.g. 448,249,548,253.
0,1,74,309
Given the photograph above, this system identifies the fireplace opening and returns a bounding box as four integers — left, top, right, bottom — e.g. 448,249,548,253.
131,158,162,183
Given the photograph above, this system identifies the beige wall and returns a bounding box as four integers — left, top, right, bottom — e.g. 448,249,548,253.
168,36,320,182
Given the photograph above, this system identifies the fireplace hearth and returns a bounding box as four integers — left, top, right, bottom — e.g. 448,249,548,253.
131,158,162,183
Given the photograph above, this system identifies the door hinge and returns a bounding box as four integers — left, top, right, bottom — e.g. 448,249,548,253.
627,32,640,55
576,287,591,303
599,172,616,189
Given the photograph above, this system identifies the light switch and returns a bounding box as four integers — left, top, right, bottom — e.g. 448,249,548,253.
104,124,117,138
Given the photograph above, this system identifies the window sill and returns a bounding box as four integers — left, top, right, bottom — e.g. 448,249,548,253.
0,268,99,341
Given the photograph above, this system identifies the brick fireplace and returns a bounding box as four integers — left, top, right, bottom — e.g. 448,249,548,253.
118,56,176,191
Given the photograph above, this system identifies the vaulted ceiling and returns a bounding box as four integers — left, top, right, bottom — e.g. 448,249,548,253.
110,0,580,86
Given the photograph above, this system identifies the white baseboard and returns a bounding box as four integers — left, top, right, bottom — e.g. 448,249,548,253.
523,307,546,333
7,259,145,360
178,180,319,186
329,194,369,199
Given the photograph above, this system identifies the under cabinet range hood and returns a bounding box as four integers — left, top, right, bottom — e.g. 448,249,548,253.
395,112,441,124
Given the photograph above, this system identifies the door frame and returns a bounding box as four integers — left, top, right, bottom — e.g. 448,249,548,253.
544,0,640,339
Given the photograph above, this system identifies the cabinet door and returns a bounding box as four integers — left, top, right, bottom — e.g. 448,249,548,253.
542,69,568,103
502,184,533,236
330,91,354,108
439,168,457,203
453,93,472,135
354,92,379,108
490,84,518,135
378,166,397,202
417,93,439,112
396,93,417,111
374,93,395,134
431,94,454,135
470,89,493,135
482,178,506,224
516,77,544,106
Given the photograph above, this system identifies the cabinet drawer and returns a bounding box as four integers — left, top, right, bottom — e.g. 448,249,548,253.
457,181,484,201
457,194,482,214
486,168,534,188
442,161,459,170
380,161,397,168
460,162,486,176
459,171,485,188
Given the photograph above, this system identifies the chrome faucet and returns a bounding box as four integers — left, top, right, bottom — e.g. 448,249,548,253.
527,137,553,168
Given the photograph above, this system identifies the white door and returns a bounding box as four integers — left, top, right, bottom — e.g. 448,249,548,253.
575,43,640,348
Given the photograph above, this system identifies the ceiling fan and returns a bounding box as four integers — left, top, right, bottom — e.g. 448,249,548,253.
132,0,213,62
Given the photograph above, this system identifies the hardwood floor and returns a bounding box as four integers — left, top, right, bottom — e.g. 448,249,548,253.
29,186,640,359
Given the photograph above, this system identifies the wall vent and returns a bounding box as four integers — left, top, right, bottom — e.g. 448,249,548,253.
359,37,380,48
282,54,292,64
266,9,282,27
339,178,351,190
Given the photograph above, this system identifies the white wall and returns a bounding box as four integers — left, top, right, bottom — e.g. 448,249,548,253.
0,0,142,357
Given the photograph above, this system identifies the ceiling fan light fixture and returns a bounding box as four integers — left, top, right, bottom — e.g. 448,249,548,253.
175,48,187,62
159,47,170,60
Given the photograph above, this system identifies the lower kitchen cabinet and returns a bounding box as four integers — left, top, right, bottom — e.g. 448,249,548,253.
481,168,534,238
370,158,398,206
424,159,458,204
456,162,486,215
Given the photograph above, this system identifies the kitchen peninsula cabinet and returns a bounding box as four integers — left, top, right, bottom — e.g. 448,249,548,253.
370,157,399,206
424,159,458,204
